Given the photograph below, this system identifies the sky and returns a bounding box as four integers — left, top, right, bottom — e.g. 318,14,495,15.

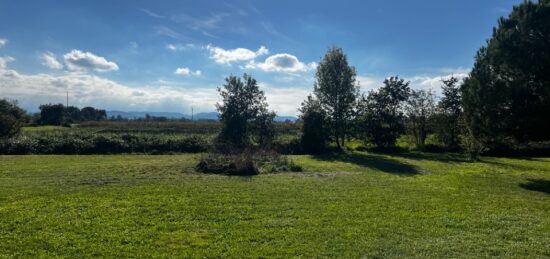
0,0,522,116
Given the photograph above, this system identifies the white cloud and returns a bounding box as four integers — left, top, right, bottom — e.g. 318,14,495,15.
0,38,6,48
63,49,119,72
206,45,268,64
356,76,381,91
166,43,196,51
0,56,14,69
0,58,306,116
262,85,310,116
40,52,63,70
246,53,316,73
356,70,469,96
409,73,468,94
0,61,217,113
174,67,202,76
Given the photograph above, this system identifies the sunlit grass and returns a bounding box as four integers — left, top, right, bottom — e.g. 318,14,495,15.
0,152,549,257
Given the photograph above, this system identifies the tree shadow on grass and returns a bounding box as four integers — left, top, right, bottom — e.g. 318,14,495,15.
520,179,550,195
312,152,419,176
387,151,469,163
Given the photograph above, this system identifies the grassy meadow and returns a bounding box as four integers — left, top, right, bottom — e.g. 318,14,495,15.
1,152,549,257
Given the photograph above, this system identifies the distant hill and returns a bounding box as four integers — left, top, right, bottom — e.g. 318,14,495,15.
274,116,298,122
107,111,297,122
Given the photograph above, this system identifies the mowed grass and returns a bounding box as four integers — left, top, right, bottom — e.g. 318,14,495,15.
0,153,549,258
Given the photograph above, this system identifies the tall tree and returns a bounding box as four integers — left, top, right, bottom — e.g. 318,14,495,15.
358,77,410,148
405,89,436,149
313,47,358,149
462,0,550,151
216,74,275,150
0,99,27,139
435,77,462,149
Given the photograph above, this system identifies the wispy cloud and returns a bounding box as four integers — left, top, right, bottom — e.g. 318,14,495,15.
40,52,63,70
0,56,15,70
166,43,196,51
174,67,201,76
140,8,166,19
261,22,293,42
154,26,188,41
0,38,7,48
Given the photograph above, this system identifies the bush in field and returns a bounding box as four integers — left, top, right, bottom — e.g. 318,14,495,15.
0,99,27,139
196,151,302,175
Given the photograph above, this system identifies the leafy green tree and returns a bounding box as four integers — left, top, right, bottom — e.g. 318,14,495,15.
216,74,275,150
462,0,550,151
65,106,81,123
435,77,462,149
358,77,410,148
81,107,107,121
251,107,276,149
299,95,330,153
0,99,27,139
405,89,436,149
313,47,358,149
39,103,66,125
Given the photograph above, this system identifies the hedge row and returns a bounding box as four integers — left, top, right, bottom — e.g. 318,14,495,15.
0,133,208,154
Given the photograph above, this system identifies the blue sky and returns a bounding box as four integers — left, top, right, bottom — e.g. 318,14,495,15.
0,0,521,115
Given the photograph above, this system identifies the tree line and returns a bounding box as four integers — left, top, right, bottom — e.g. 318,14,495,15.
213,0,550,159
38,104,107,126
1,0,548,160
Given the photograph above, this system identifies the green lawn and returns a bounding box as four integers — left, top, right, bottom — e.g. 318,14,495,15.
0,152,549,257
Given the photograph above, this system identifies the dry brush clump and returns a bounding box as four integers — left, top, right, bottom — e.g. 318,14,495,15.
196,149,302,176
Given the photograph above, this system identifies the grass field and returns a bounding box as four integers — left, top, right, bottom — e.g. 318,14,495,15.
0,152,549,257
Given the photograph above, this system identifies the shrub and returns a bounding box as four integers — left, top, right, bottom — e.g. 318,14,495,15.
196,152,258,176
196,151,302,175
0,132,209,155
0,99,27,139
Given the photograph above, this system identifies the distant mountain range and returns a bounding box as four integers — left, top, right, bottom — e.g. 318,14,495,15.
106,111,297,122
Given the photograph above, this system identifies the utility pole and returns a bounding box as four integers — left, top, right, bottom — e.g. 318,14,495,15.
191,106,194,121
66,91,69,107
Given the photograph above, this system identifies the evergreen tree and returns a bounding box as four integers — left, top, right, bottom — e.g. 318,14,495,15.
435,77,462,149
462,0,550,151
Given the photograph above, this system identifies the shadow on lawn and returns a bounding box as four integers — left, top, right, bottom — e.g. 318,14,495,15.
312,152,419,176
388,151,469,163
520,179,550,194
